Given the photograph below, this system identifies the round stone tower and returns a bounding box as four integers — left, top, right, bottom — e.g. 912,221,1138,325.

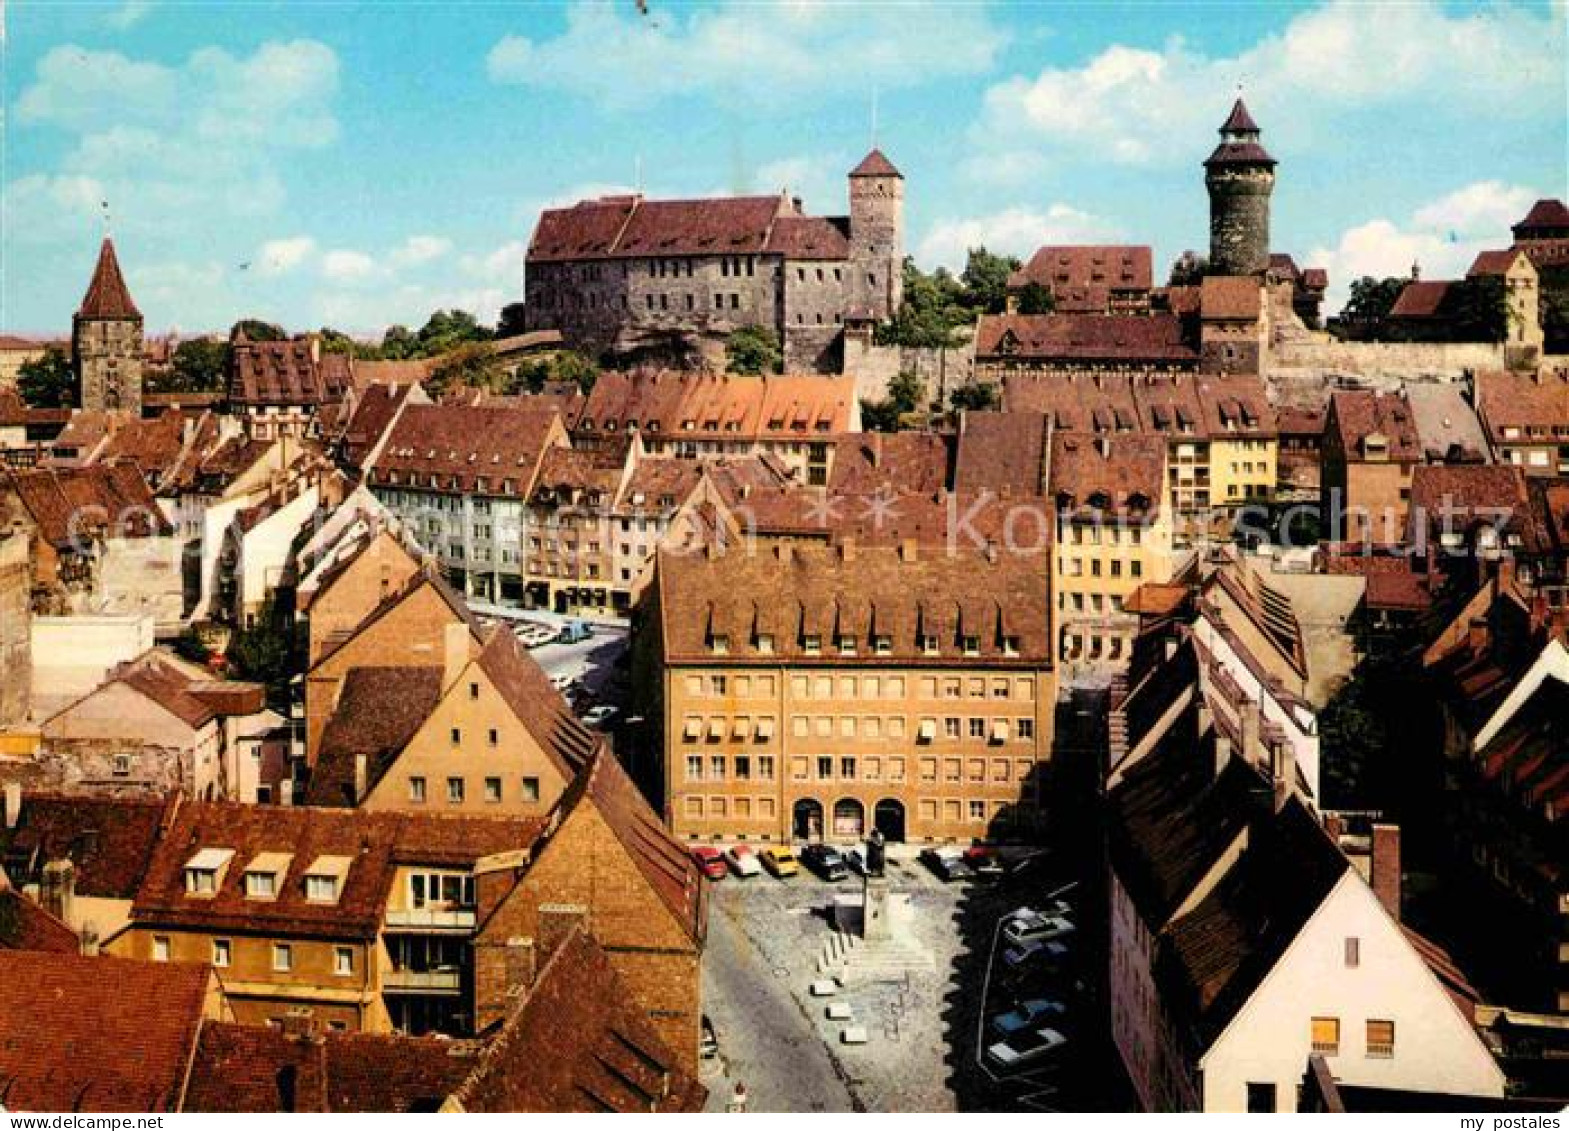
1204,99,1275,276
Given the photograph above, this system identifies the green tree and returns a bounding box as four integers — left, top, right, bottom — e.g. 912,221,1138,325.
227,597,293,706
949,382,999,412
725,325,783,375
876,259,969,348
860,370,925,432
16,345,74,408
1342,276,1407,331
380,324,419,360
496,302,529,339
1448,276,1509,343
417,309,493,355
1015,281,1056,316
512,350,600,395
167,338,228,393
174,622,217,667
230,318,286,342
1168,250,1209,286
959,247,1021,315
427,341,502,396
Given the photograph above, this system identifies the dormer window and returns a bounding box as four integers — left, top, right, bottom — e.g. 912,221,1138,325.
242,852,291,900
304,856,351,904
756,633,775,654
710,634,730,655
802,634,822,656
183,848,233,897
1002,635,1021,657
873,635,892,656
245,871,276,899
837,635,857,656
961,635,980,657
919,634,939,656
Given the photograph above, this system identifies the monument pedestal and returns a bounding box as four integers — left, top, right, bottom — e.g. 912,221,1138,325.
862,874,891,941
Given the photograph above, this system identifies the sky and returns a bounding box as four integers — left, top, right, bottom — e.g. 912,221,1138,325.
3,0,1565,337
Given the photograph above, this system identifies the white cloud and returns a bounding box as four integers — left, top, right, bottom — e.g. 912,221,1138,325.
321,249,380,285
105,1,154,30
969,0,1563,169
388,235,453,269
461,240,529,286
255,236,317,276
916,204,1120,271
486,0,1006,108
1307,179,1541,312
753,153,849,213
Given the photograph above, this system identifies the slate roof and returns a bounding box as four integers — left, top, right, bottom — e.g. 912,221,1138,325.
77,238,142,321
448,925,704,1112
0,951,208,1112
0,792,172,900
1403,383,1488,462
655,539,1053,665
975,313,1198,363
1220,97,1259,133
184,1023,478,1113
305,666,445,807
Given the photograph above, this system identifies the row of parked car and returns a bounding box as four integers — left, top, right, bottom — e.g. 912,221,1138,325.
983,900,1081,1075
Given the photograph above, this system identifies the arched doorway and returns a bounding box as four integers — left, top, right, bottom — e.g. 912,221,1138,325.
832,798,865,840
874,799,906,843
793,798,824,842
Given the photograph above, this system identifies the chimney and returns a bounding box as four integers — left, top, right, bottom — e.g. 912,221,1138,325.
775,542,793,565
1371,823,1402,920
504,936,537,990
40,859,75,926
1270,739,1294,813
353,752,368,803
279,1009,322,1043
78,920,100,957
3,781,19,830
899,538,917,563
442,620,469,690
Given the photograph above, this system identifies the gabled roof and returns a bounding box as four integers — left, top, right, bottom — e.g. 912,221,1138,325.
1513,198,1569,237
1389,279,1455,319
849,148,902,178
369,403,564,497
5,463,171,546
1049,431,1166,521
1008,245,1153,294
447,925,704,1112
0,792,173,900
1199,275,1262,321
529,193,791,262
0,951,209,1112
1326,389,1421,462
953,411,1050,497
1467,248,1527,277
305,666,446,807
77,238,142,321
0,884,79,953
474,625,600,779
976,312,1197,363
828,431,953,496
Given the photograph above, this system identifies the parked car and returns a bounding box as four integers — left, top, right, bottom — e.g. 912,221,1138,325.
581,704,620,729
1002,938,1071,973
690,846,728,881
725,844,762,878
761,846,799,879
557,619,592,644
800,844,848,881
984,1026,1068,1072
920,846,972,882
1003,912,1076,948
963,845,1006,879
990,998,1067,1037
1006,901,1072,926
842,848,867,876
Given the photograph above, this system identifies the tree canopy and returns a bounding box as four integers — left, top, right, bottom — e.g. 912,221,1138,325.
1341,276,1407,329
496,302,529,339
949,382,999,412
860,369,925,432
16,346,74,409
164,338,228,393
958,247,1021,316
1015,281,1055,316
230,319,286,342
1167,250,1209,287
725,325,784,375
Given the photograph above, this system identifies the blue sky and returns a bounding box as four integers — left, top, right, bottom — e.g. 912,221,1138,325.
3,0,1564,336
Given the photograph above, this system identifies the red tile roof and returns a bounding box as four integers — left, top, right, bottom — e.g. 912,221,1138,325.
1008,245,1153,293
229,336,350,407
578,369,856,439
828,432,952,495
954,411,1050,497
0,951,209,1112
849,148,902,178
531,193,790,262
1467,249,1525,277
1327,390,1421,462
1049,431,1166,520
0,792,173,900
1513,198,1569,237
1002,371,1142,431
1475,368,1569,439
371,403,565,497
1220,97,1259,133
305,666,445,807
448,925,704,1112
0,885,79,953
1199,275,1262,320
975,312,1197,363
77,238,142,321
1389,279,1454,319
765,215,850,259
339,381,417,470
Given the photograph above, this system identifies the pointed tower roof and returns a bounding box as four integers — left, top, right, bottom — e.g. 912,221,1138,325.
850,148,902,179
1205,98,1274,169
1220,98,1260,135
77,237,142,321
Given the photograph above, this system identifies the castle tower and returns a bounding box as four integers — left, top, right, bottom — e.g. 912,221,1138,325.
72,237,144,414
848,149,905,319
1204,99,1276,276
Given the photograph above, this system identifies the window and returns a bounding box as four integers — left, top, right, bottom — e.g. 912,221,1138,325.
1311,1016,1340,1055
447,777,465,804
153,936,171,962
968,800,986,822
1017,717,1035,740
409,776,427,804
272,943,293,972
685,755,703,781
245,871,277,900
305,875,339,903
1366,1019,1394,1058
1344,937,1360,968
521,776,539,803
817,756,833,779
962,635,980,656
968,718,986,740
212,939,231,968
488,728,499,747
485,777,502,803
944,717,961,739
450,727,461,746
469,681,479,699
1246,1082,1277,1113
334,946,355,977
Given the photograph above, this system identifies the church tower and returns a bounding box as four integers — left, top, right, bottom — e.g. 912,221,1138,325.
848,149,905,319
73,237,144,414
1204,99,1276,276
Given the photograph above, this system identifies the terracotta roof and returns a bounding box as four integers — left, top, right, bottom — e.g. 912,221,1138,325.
1467,249,1525,277
578,369,856,438
1007,245,1152,293
1473,663,1569,824
656,539,1053,665
828,432,952,496
194,435,274,491
1001,371,1142,432
1389,279,1455,320
77,238,142,321
975,313,1198,363
1301,267,1328,289
472,624,600,780
765,215,850,259
1475,368,1569,439
0,885,79,953
370,403,564,497
184,1022,478,1113
98,409,190,486
112,652,222,729
0,335,46,351
50,409,122,456
448,924,704,1112
1049,431,1166,520
534,443,626,497
1363,568,1433,612
1275,406,1324,436
131,803,541,939
305,666,445,807
1195,375,1274,436
849,148,902,178
228,336,349,407
954,411,1050,497
530,193,789,262
1267,253,1300,281
339,382,417,470
1199,275,1262,320
0,792,172,900
1327,390,1421,462
0,950,208,1112
349,358,433,391
1513,198,1569,237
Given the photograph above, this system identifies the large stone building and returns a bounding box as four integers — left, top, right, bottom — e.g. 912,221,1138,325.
1205,99,1275,277
523,150,904,372
73,237,144,415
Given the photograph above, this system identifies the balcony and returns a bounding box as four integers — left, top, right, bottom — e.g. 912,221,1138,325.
384,907,476,930
383,966,462,992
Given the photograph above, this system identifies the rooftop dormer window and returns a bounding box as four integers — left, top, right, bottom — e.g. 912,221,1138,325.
961,635,980,657
919,634,939,656
755,632,775,654
873,634,892,656
837,635,857,656
242,852,291,900
304,855,351,904
710,634,730,655
802,634,822,656
183,848,234,897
